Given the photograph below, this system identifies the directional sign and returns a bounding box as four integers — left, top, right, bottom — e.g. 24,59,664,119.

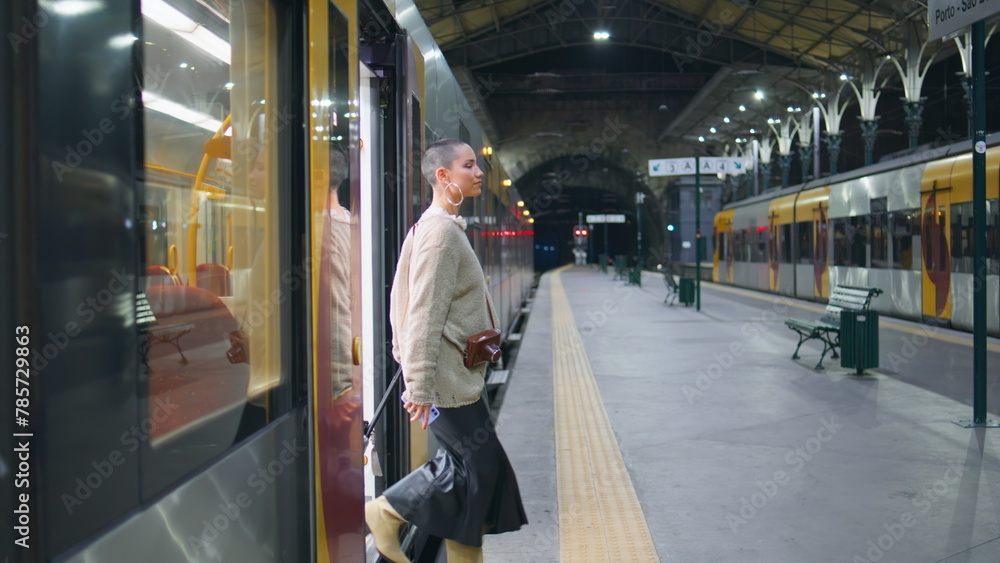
648,157,696,177
586,214,626,223
648,157,746,177
928,0,1000,41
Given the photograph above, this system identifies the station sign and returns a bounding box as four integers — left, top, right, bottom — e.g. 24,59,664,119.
928,0,1000,41
585,214,626,223
648,157,747,177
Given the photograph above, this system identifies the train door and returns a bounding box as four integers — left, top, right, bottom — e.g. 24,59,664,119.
307,0,366,558
921,190,953,321
813,204,829,300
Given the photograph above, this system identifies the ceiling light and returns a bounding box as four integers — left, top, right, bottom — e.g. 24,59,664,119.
723,117,731,123
143,91,223,132
593,31,610,40
754,90,765,100
143,0,231,65
739,105,747,112
710,127,717,133
698,136,705,142
50,0,102,16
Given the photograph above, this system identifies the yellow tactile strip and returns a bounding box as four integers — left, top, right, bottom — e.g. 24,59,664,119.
551,267,660,562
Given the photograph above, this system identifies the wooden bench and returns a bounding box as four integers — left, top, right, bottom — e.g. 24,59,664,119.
663,270,680,305
784,285,883,370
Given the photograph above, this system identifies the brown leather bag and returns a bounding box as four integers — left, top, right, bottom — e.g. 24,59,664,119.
463,293,501,368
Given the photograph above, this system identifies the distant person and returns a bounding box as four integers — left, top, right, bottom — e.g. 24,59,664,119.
366,140,527,563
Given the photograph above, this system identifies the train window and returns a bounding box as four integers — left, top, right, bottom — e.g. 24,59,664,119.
871,198,888,269
989,200,1000,275
797,221,813,263
951,203,974,274
832,217,868,267
890,209,921,270
779,224,792,263
138,0,292,496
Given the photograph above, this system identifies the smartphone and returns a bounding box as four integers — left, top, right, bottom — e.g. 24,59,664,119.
401,394,440,425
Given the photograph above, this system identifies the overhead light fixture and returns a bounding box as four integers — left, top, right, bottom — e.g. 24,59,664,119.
710,127,717,133
482,146,493,156
754,90,765,100
142,91,224,132
739,105,747,112
503,179,512,187
723,116,731,123
143,0,231,65
593,31,610,40
840,73,849,81
698,136,705,142
517,200,525,207
50,0,103,16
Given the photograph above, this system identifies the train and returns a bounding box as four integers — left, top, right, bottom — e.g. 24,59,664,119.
0,0,533,561
712,134,999,336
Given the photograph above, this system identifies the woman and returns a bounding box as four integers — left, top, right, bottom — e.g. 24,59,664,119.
366,140,527,563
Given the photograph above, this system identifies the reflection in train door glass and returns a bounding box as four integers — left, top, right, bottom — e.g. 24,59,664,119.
411,95,423,223
139,0,292,497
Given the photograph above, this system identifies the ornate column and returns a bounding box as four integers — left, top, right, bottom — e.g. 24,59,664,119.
759,162,772,191
845,52,888,167
904,101,925,148
861,119,879,167
825,132,843,176
779,154,793,186
798,144,814,182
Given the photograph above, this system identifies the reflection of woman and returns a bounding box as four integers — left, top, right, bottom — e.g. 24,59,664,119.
366,140,527,563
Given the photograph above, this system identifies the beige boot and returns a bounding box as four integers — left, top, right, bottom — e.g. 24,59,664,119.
444,539,484,563
364,496,411,563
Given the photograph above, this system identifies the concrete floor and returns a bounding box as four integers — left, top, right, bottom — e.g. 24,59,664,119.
484,266,1000,563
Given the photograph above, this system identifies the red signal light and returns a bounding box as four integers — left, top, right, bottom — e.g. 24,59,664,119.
581,229,588,236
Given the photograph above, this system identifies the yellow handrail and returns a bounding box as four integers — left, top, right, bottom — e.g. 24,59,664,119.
187,114,232,285
167,244,178,275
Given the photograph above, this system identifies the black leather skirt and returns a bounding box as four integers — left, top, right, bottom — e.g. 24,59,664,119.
383,397,527,547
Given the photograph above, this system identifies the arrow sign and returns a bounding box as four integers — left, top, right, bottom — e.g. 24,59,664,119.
649,157,746,176
649,157,695,177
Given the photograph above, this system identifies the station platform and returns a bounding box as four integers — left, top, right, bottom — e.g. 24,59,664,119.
483,265,1000,563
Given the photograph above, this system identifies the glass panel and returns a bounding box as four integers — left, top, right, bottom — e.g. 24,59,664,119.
832,219,849,266
951,203,974,274
891,209,920,270
797,221,813,264
779,224,791,263
871,198,888,269
989,200,999,275
139,0,290,495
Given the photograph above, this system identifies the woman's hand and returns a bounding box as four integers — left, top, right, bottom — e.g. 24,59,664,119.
404,401,432,430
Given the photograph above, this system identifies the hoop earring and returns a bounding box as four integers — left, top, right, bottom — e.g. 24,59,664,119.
444,182,464,207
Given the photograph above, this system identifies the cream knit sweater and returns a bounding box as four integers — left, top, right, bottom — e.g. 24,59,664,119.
390,207,499,407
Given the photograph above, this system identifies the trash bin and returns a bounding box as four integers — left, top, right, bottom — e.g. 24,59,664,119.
679,277,695,306
840,310,879,374
628,267,642,286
